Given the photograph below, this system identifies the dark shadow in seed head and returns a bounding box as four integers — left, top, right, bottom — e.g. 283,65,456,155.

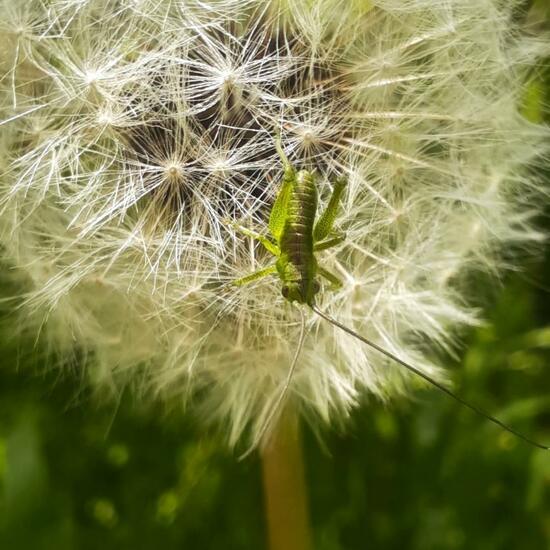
116,14,352,234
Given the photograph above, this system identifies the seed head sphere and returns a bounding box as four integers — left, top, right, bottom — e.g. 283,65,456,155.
0,0,548,447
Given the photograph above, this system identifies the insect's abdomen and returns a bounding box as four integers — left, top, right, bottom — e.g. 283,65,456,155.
280,170,317,285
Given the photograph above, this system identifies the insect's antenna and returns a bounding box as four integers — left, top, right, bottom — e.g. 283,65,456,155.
239,307,308,459
311,305,550,451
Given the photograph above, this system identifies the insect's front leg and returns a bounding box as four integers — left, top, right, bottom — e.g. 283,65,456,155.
313,175,347,243
225,219,280,256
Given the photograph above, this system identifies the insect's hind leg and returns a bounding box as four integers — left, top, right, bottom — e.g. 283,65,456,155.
313,176,347,242
232,264,278,287
274,129,291,169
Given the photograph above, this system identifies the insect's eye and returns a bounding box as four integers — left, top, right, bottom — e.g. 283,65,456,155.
281,286,290,298
313,281,320,294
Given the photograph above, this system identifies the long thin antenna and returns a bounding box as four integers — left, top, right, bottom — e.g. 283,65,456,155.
312,304,549,451
239,307,308,459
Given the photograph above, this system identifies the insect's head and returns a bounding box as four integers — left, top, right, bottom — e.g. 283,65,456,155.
281,279,321,306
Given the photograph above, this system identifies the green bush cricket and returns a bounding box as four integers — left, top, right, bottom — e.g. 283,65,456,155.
228,133,549,454
230,135,347,303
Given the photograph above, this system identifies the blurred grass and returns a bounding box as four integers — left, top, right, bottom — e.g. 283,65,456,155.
0,4,549,550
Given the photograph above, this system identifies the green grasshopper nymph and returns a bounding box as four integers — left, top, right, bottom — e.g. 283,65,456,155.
229,134,549,455
230,137,347,303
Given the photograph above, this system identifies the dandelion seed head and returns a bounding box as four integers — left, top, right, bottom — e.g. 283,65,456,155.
0,0,548,448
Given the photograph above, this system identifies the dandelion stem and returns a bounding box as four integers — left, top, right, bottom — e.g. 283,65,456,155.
260,408,312,550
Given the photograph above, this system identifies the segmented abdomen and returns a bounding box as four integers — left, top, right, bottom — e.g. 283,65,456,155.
280,171,318,282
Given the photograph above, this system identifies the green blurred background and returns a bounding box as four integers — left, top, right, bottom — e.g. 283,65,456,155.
1,4,549,550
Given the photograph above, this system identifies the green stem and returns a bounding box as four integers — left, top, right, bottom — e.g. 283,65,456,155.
260,409,312,550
